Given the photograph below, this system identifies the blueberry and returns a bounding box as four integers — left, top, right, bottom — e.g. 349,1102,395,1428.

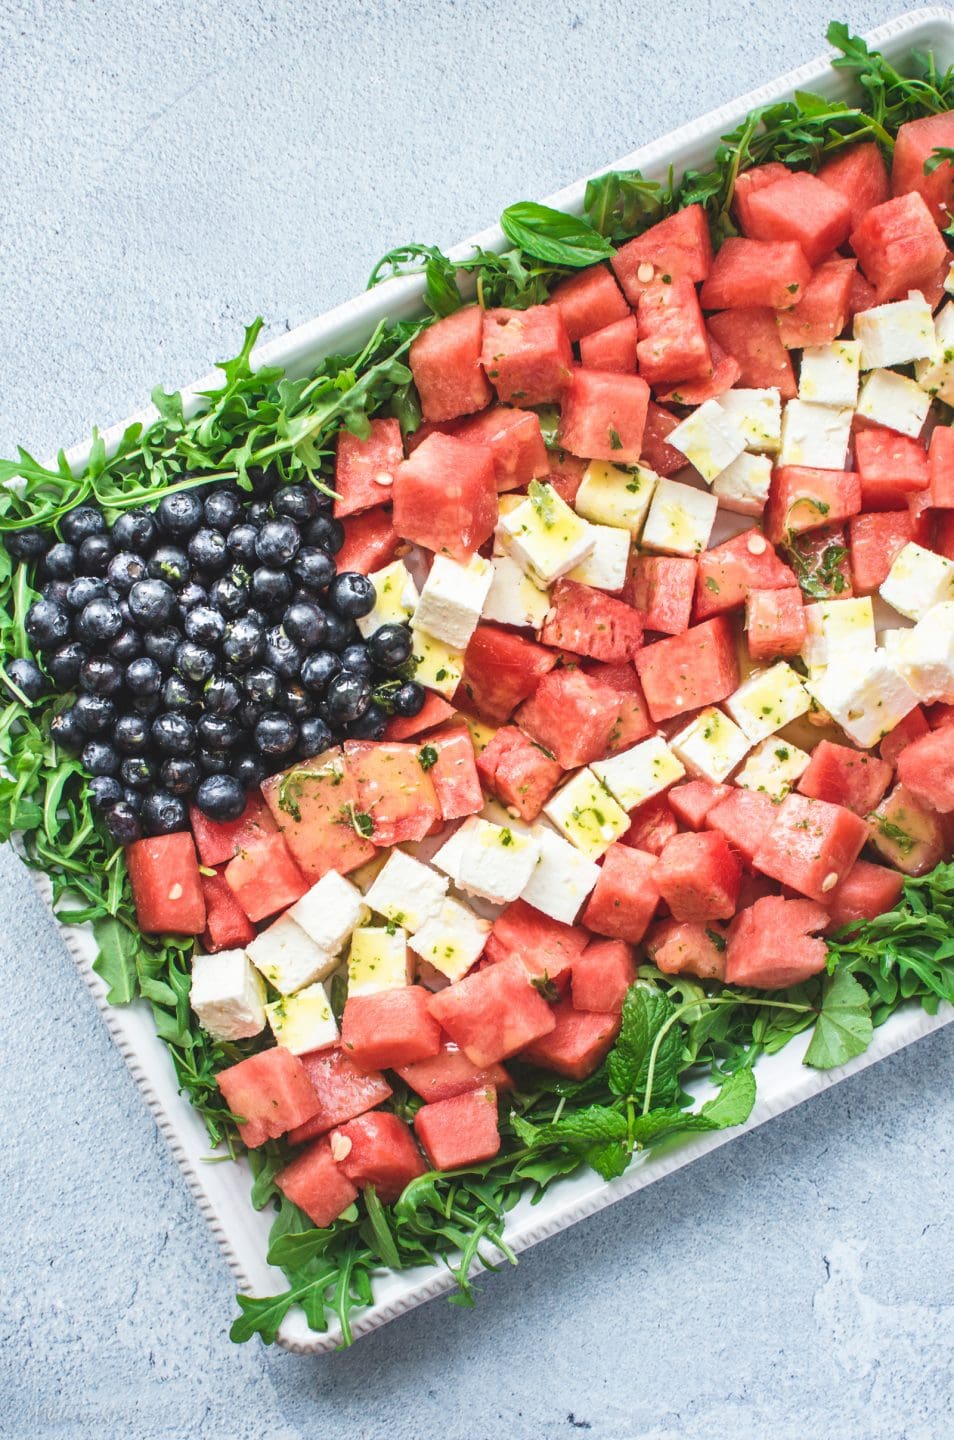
42,580,72,606
42,543,79,581
50,707,85,751
247,499,271,525
300,650,341,694
122,787,145,814
293,546,336,592
231,751,268,788
303,515,344,555
162,675,200,712
107,551,147,593
255,710,299,756
80,739,119,776
222,615,264,670
368,622,413,671
104,801,143,844
88,775,123,811
188,527,228,573
340,643,373,677
243,666,282,706
255,517,300,567
77,534,114,576
143,625,182,667
129,578,178,629
330,572,375,619
264,626,302,680
65,575,109,611
209,572,249,617
4,657,46,702
199,747,230,774
184,605,226,647
141,790,188,835
73,693,116,735
152,711,196,755
283,599,326,649
107,628,144,664
175,641,216,684
195,772,246,821
26,598,71,649
282,683,315,720
391,680,426,717
322,611,357,653
125,656,163,696
272,483,319,523
147,544,190,588
4,527,49,562
120,755,155,790
61,505,105,545
131,693,162,719
160,756,200,795
48,642,89,688
197,712,241,750
203,675,242,715
115,713,152,754
177,580,209,614
323,671,372,725
110,508,157,553
74,596,123,645
203,488,242,533
156,490,204,538
79,655,123,697
226,523,260,565
251,566,293,610
298,715,335,755
347,703,388,741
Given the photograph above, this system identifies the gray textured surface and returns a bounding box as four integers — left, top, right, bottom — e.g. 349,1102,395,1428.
1,1,952,1435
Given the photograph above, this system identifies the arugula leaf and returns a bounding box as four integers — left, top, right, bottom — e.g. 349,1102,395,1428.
499,202,614,267
804,969,873,1069
91,915,138,1005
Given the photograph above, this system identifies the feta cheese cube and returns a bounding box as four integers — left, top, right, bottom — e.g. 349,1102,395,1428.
355,559,420,639
916,300,954,405
711,451,773,516
453,818,540,903
521,823,601,923
778,399,853,470
667,398,747,483
724,662,810,743
430,816,481,883
641,476,718,557
347,925,412,996
802,597,876,674
364,848,448,933
498,482,595,586
482,554,550,629
266,981,339,1055
412,553,493,651
574,460,659,535
247,914,335,995
590,734,685,811
880,541,954,621
716,388,782,452
492,494,528,556
567,523,631,592
853,291,936,370
542,768,630,859
735,737,811,799
798,340,862,407
408,897,491,982
669,706,750,783
807,650,919,747
190,950,266,1041
287,870,369,955
889,601,954,702
409,627,465,699
856,368,930,438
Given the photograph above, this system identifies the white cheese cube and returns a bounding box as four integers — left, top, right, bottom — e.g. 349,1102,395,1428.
498,482,595,586
409,627,465,699
669,707,750,783
798,341,862,407
190,950,266,1042
641,476,718,557
287,870,369,955
856,368,930,438
724,662,810,743
492,494,528,556
247,915,335,995
735,737,811,800
412,553,493,651
711,451,773,516
802,597,876,674
364,848,448,933
590,734,685,812
482,554,550,629
430,816,481,883
667,398,747,483
946,261,954,297
916,300,954,404
889,601,954,702
574,460,659,535
266,981,339,1055
347,925,412,996
408,897,491,982
716,388,782,452
880,541,954,621
567,523,631,592
778,399,853,469
520,824,601,923
453,818,540,903
807,651,919,747
355,560,420,639
542,769,630,860
854,292,936,370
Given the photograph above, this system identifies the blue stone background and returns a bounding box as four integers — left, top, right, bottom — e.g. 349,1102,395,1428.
1,1,952,1434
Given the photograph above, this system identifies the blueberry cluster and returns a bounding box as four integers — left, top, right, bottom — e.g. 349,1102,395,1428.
7,474,425,844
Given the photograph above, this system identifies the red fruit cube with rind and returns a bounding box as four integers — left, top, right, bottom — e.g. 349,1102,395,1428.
636,277,713,386
414,1087,501,1170
335,506,399,575
700,237,812,310
516,667,624,769
655,337,741,406
261,749,375,883
520,999,621,1079
384,692,456,741
487,899,590,981
547,264,631,342
558,368,651,464
223,831,308,922
695,530,797,619
393,432,497,562
201,870,256,952
189,791,278,868
342,987,443,1071
849,191,949,302
847,511,916,593
424,726,483,821
891,112,954,227
459,625,557,724
396,1045,511,1104
450,406,549,493
797,739,892,816
476,724,564,821
427,954,557,1065
646,918,727,980
630,555,697,635
611,204,714,302
896,726,954,813
287,1049,393,1145
775,257,858,349
217,1048,321,1149
620,795,678,856
276,1140,359,1228
634,617,740,722
742,170,852,265
880,706,930,768
126,832,206,936
733,162,790,233
707,308,797,398
745,587,807,661
641,402,687,476
707,787,779,866
334,417,405,519
546,453,587,507
571,938,637,1014
725,895,829,990
929,426,954,508
752,793,869,901
582,843,660,943
818,142,890,231
409,305,492,422
540,578,644,665
668,780,731,830
764,468,862,547
654,830,742,922
579,315,640,372
481,305,574,405
854,427,930,510
823,859,904,932
332,1111,427,1203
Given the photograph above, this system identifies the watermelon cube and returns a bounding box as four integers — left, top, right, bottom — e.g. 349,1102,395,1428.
396,1044,511,1104
546,452,587,506
583,660,653,751
869,783,945,876
891,112,954,226
414,1087,500,1170
558,368,651,464
520,998,620,1079
707,308,797,398
880,705,930,768
540,578,644,664
896,725,954,812
854,427,930,509
646,917,727,980
848,268,878,317
342,986,443,1070
725,895,829,989
707,787,779,865
847,511,916,593
668,780,731,829
570,938,637,1014
818,142,890,230
481,305,573,405
334,417,405,519
823,859,904,932
630,555,696,635
547,264,631,341
741,169,852,265
752,793,869,901
765,467,862,546
261,748,375,882
427,954,556,1065
460,624,557,723
784,524,854,598
745,586,807,660
581,843,660,942
190,791,277,868
699,237,811,310
635,617,739,722
620,795,678,855
409,305,492,422
936,510,954,561
733,162,790,232
335,506,399,575
476,724,564,820
126,832,206,936
332,1111,427,1203
579,315,639,372
393,432,497,561
655,336,741,406
425,726,483,821
654,830,741,922
451,406,549,492
516,666,623,768
201,870,256,952
345,739,441,845
775,257,858,349
384,692,456,741
849,191,948,302
641,402,688,476
276,1139,359,1227
930,425,954,507
636,277,712,386
216,1048,321,1149
797,739,892,816
287,1048,393,1146
611,204,714,301
486,899,589,981
223,831,308,921
695,530,797,619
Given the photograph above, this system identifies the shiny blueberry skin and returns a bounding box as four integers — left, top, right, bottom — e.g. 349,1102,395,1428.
160,756,200,795
184,605,226,647
330,572,376,619
300,650,341,694
42,543,79,582
81,740,120,776
303,515,344,554
209,572,249,617
298,715,336,755
243,666,282,706
152,711,196,756
254,710,299,756
263,627,302,680
204,489,242,533
156,490,204,538
61,505,106,545
73,693,117,736
107,627,144,664
107,551,147,593
74,597,124,645
283,600,326,649
174,641,216,684
125,656,163,696
198,747,230,774
161,675,201,712
272,484,319,523
222,615,264,670
120,755,156,790
347,702,388,741
88,774,123,811
48,642,89,688
4,657,46,702
4,527,49,562
104,801,143,844
292,546,336,592
231,751,268,788
203,674,242,715
26,599,72,649
129,578,178,629
131,693,162,719
391,680,426,717
43,580,72,607
195,772,246,821
78,655,123,697
324,670,372,725
110,508,157,554
141,790,188,835
142,625,182,667
197,712,241,750
250,566,293,610
282,683,315,721
188,527,229,573
114,713,152,754
65,576,109,611
50,707,85,751
77,534,114,576
255,518,301,567
226,524,259,566
147,544,190,588
177,580,208,615
322,611,357,653
246,500,271,525
340,643,373,677
121,787,145,814
367,622,413,671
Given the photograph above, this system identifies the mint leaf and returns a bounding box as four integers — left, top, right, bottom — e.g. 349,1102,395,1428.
585,1139,630,1180
607,984,652,1097
804,969,873,1069
630,1108,719,1145
700,1067,757,1128
515,1105,627,1150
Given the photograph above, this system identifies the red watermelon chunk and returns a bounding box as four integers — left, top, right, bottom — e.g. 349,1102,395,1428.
850,191,949,302
880,706,930,768
345,739,441,845
460,624,557,723
342,987,443,1070
547,264,631,341
655,830,741,922
486,898,589,980
612,204,714,302
427,954,557,1066
869,783,945,875
516,666,624,768
393,431,497,561
384,692,457,740
520,998,620,1079
583,660,653,752
217,1048,321,1149
126,832,206,936
581,843,660,942
707,308,797,398
409,305,492,422
891,112,954,226
201,870,256,952
847,511,915,593
936,511,954,561
765,468,862,546
334,418,405,519
571,938,637,1014
630,555,696,635
261,748,375,882
425,726,483,821
775,257,858,350
668,780,731,830
641,402,688,475
540,578,644,664
752,793,869,901
745,586,807,661
655,336,741,406
635,616,739,721
742,170,852,265
785,523,855,598
854,427,930,510
699,238,811,310
481,305,573,405
725,895,829,990
414,1087,500,1170
332,1111,427,1202
797,739,892,816
636,277,712,387
620,795,678,855
287,1048,393,1146
930,425,954,507
396,1044,511,1104
558,368,651,464
579,314,639,372
190,791,277,868
896,726,954,812
546,452,587,506
276,1139,359,1226
707,787,779,866
818,142,890,230
823,859,904,932
450,405,549,492
223,831,308,922
733,162,790,232
646,918,727,980
335,506,399,575
476,724,564,820
848,268,878,317
695,530,797,619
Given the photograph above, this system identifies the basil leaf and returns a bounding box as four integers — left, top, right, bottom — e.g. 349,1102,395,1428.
499,202,614,267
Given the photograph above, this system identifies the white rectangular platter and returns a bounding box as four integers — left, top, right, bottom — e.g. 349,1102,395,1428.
22,5,954,1354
